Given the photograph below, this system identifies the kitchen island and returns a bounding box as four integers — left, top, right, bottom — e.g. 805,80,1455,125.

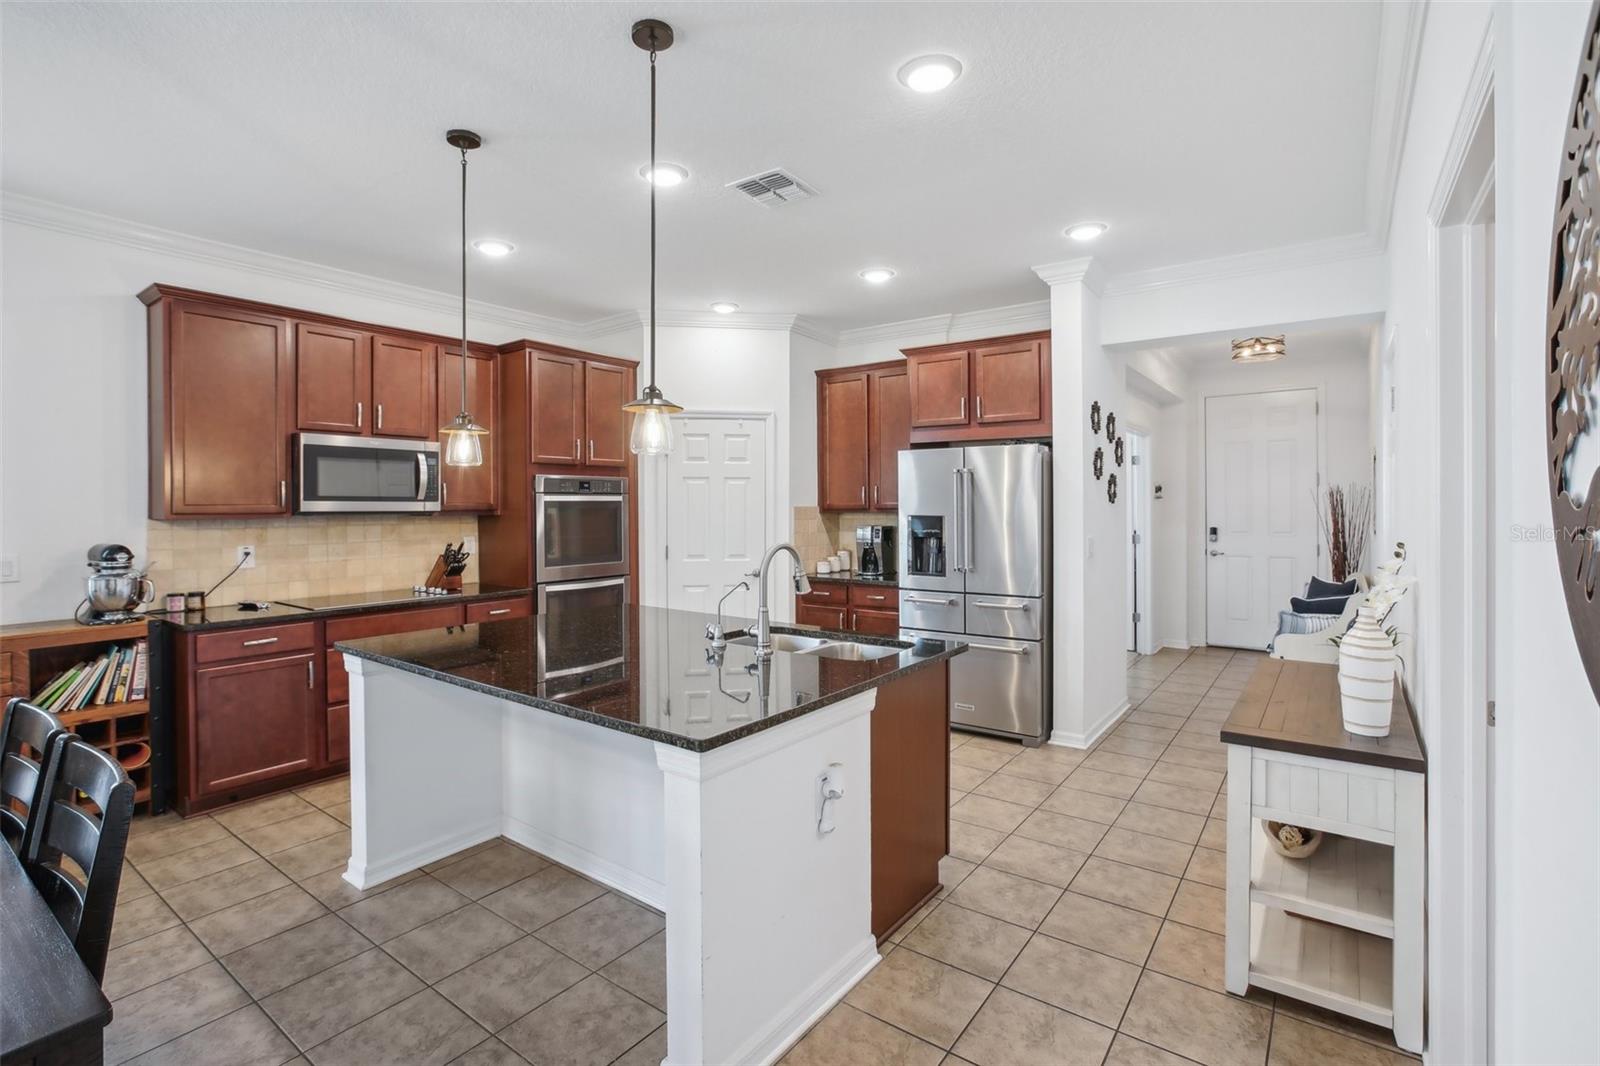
337,605,961,1066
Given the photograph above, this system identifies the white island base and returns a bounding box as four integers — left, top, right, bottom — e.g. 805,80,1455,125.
342,656,882,1066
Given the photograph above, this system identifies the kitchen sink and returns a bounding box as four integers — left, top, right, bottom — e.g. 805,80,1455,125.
727,633,901,661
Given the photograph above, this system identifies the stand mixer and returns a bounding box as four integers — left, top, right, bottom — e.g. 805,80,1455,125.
78,543,155,625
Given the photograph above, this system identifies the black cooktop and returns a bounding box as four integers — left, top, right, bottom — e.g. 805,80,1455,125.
277,584,517,612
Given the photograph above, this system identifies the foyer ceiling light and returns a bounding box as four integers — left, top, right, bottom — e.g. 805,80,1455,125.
897,55,963,93
858,267,896,284
710,301,739,314
1065,221,1108,242
1231,335,1287,364
639,162,688,187
439,129,490,468
471,238,515,258
621,18,684,456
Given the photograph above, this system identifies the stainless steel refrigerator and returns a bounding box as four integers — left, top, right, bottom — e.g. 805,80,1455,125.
897,443,1051,744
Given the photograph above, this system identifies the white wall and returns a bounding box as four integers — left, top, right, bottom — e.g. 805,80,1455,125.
0,211,631,624
1121,387,1188,652
1180,346,1373,644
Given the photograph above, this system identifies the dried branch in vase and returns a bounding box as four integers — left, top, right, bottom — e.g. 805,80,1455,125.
1317,483,1373,582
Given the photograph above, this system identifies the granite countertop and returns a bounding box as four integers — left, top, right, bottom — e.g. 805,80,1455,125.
337,604,964,753
148,584,531,633
808,572,898,587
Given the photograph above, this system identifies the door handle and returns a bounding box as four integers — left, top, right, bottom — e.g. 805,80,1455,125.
951,469,964,572
963,468,976,573
416,453,428,501
973,600,1028,610
905,595,957,606
1209,549,1225,556
356,401,363,429
967,642,1030,656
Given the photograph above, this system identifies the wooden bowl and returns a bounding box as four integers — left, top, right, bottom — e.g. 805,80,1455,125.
1262,820,1323,859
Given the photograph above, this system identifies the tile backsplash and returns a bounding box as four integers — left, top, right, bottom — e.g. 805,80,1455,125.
144,515,480,605
793,506,890,573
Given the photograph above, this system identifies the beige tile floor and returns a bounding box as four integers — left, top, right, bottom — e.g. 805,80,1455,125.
101,647,1418,1065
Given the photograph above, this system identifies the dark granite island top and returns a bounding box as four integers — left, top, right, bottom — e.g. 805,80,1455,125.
336,603,963,753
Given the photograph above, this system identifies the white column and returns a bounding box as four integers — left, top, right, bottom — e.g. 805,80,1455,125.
1224,742,1253,993
1033,258,1130,747
654,691,879,1066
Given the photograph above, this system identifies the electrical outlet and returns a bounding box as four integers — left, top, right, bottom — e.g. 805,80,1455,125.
0,556,18,583
236,545,257,569
462,535,477,556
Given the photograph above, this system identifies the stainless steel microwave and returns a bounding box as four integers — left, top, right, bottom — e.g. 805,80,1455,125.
295,432,440,513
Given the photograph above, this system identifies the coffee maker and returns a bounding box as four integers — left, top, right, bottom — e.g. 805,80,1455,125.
78,543,155,625
855,525,896,580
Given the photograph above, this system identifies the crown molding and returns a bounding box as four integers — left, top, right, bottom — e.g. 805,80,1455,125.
1367,0,1429,245
1099,232,1383,298
649,309,802,333
790,316,840,346
1032,257,1106,293
1,192,600,344
835,313,954,350
577,310,644,339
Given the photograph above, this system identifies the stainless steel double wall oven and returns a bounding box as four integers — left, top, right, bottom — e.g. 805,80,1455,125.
533,475,630,617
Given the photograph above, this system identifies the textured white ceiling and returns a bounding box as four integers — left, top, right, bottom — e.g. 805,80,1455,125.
1,2,1382,329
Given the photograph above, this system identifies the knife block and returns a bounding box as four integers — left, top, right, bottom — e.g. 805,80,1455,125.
424,556,463,591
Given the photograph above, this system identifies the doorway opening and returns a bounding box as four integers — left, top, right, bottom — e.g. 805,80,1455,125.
1125,428,1154,655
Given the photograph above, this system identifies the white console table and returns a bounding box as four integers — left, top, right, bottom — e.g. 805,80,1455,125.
1221,660,1425,1054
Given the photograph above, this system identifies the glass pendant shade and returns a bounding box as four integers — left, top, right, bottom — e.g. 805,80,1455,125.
623,384,682,456
440,412,488,467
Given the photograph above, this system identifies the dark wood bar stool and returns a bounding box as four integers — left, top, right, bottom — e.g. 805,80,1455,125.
26,734,134,983
1,697,65,858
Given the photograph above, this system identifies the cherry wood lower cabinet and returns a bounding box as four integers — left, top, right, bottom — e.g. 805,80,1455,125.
797,581,898,637
870,661,950,940
796,602,848,629
192,652,319,797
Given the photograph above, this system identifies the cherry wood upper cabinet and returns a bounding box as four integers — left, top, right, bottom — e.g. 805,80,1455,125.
147,294,294,518
370,335,437,439
296,323,370,434
437,344,499,513
973,338,1047,425
818,371,870,511
530,351,584,465
583,360,631,469
868,366,910,511
906,350,971,429
904,331,1051,444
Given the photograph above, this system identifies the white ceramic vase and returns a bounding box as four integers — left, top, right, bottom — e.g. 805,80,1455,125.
1338,604,1395,736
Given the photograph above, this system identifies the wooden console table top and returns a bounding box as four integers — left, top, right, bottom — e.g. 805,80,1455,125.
1220,659,1425,774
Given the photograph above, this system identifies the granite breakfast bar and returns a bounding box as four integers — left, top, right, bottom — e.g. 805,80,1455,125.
337,605,962,1066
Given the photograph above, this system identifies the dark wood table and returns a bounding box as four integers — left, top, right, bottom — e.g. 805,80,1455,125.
0,844,109,1066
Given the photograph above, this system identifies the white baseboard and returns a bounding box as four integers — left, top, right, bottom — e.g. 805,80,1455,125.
702,936,880,1066
344,821,499,889
503,815,667,911
1048,699,1132,750
1158,639,1192,652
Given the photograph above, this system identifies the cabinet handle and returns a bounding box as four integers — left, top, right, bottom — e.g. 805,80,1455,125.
872,484,878,507
974,600,1029,610
242,636,279,647
960,396,966,421
307,660,315,688
860,484,866,505
376,404,383,429
968,642,1030,656
575,438,581,462
977,395,983,420
487,607,511,616
867,594,886,601
279,480,287,509
589,439,596,462
356,401,363,429
905,595,957,606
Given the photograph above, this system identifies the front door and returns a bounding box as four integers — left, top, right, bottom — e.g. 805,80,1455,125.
664,416,768,621
1204,389,1320,649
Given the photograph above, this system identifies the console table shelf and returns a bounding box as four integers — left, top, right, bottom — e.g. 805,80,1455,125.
1222,659,1424,1054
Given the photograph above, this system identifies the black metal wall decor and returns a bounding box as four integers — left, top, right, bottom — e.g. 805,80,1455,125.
1107,472,1118,504
1105,411,1117,442
1114,436,1126,468
1090,401,1102,435
1549,0,1600,701
1093,447,1104,480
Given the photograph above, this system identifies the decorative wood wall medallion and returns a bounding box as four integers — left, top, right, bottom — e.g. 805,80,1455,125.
1107,472,1118,504
1093,447,1104,480
1549,0,1600,701
1115,436,1126,468
1105,411,1117,442
1090,401,1102,435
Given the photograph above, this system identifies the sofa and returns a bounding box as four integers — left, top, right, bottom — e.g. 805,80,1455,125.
1269,574,1372,664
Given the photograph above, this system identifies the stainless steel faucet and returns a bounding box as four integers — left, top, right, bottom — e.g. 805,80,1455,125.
705,580,750,651
749,543,811,658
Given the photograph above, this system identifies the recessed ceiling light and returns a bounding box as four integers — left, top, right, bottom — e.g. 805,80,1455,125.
897,55,963,93
710,301,739,314
858,267,897,284
1231,335,1287,364
471,238,515,258
639,163,688,187
1065,222,1108,242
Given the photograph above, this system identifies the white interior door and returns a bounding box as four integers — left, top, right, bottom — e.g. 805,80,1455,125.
1126,429,1152,655
1204,390,1319,649
664,415,768,621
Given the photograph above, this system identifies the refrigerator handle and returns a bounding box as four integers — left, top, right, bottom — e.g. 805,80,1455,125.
963,467,976,574
951,467,964,573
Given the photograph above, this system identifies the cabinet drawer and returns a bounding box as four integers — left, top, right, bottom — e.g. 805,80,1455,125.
467,596,532,624
851,607,900,637
848,584,898,610
196,622,318,664
325,603,464,642
796,603,848,630
801,582,848,605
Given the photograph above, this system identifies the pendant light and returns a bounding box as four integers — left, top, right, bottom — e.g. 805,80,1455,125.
440,129,490,467
621,18,683,456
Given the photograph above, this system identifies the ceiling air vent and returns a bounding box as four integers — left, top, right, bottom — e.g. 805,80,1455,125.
727,169,815,207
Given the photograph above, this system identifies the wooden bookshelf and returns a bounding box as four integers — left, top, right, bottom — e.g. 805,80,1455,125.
1,616,154,809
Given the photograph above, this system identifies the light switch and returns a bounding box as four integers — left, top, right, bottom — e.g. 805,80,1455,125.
0,556,17,583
